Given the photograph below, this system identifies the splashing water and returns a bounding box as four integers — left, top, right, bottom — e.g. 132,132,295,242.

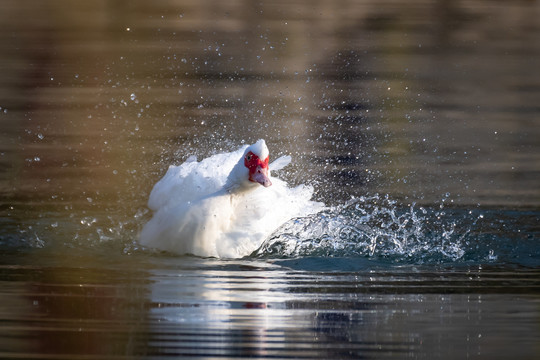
253,194,487,264
3,188,536,267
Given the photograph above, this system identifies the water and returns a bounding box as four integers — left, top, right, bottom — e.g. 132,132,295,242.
256,195,539,266
1,0,540,358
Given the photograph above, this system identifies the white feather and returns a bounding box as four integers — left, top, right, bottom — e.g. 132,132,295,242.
139,140,324,258
269,155,291,172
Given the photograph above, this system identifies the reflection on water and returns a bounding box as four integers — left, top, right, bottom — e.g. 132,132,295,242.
1,0,539,359
1,253,539,359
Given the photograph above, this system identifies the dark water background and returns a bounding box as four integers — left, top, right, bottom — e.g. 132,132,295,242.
1,0,539,359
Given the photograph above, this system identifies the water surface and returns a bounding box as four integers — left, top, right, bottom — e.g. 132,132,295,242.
1,0,539,359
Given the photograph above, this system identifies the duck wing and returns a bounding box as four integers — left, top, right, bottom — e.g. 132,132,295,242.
269,155,291,172
147,146,247,212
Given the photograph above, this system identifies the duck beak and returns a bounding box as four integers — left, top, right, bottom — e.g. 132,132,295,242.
250,165,272,187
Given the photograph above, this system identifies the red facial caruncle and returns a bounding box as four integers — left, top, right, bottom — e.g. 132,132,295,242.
244,151,272,187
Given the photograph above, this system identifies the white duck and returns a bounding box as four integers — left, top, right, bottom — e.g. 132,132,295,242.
139,139,323,258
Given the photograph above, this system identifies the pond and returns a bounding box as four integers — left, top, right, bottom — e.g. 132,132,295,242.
1,0,539,359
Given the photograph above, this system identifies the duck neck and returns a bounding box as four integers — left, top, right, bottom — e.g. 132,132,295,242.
224,161,256,195
223,180,257,195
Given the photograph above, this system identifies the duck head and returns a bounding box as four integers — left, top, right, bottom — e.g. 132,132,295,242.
226,139,272,191
244,139,272,187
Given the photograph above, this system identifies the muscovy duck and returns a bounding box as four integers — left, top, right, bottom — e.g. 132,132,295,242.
139,139,323,258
